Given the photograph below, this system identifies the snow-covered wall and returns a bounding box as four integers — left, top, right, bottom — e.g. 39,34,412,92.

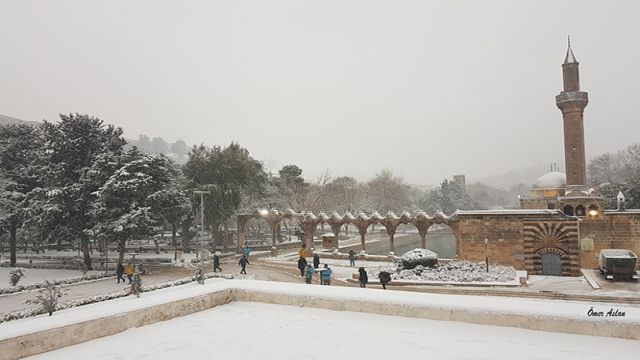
1,280,638,360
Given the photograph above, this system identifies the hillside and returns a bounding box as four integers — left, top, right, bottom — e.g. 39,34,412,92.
0,114,41,126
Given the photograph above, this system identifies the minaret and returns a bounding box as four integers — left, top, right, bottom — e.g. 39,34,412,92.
556,37,588,195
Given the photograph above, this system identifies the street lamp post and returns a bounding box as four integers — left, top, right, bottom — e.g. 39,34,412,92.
484,238,489,273
193,190,210,258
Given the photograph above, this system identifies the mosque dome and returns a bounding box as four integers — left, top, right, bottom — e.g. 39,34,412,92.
533,172,566,189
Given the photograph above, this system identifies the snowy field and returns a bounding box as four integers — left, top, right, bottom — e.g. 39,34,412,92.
26,301,640,360
0,268,100,288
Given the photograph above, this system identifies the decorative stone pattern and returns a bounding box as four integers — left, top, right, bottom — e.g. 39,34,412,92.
523,220,579,276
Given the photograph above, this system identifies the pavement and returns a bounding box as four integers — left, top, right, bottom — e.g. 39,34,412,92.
2,251,639,317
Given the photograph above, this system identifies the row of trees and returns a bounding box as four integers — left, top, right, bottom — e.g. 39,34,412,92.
588,143,640,209
0,114,503,268
0,115,277,269
128,134,189,158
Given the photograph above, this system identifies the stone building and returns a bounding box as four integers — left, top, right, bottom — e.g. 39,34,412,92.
452,41,640,276
240,42,640,277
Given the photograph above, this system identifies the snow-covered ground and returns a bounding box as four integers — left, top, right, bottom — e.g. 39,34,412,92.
26,301,640,360
0,268,100,288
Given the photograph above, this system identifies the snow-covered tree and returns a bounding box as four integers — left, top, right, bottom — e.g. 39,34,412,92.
170,140,188,157
182,143,265,239
26,114,127,267
419,179,482,214
90,149,174,263
365,169,412,213
147,181,192,259
0,124,44,266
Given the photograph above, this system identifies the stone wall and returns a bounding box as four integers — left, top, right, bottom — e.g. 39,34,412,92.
454,215,526,269
2,282,639,360
579,212,640,269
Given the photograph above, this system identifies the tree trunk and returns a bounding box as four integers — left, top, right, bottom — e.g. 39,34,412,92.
223,223,228,251
56,236,63,251
118,238,126,264
9,222,17,267
81,237,92,269
420,233,427,249
153,239,159,254
389,233,395,253
360,231,366,252
171,224,178,261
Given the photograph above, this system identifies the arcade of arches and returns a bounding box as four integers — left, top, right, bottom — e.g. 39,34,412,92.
237,208,640,277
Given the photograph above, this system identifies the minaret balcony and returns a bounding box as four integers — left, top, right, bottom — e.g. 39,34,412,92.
556,91,588,112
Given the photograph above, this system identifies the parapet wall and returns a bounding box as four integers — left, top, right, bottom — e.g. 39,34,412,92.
1,281,638,360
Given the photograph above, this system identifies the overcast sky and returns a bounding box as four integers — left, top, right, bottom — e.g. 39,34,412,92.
1,1,638,185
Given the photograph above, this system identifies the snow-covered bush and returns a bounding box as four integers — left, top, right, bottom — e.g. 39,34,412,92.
370,260,516,283
25,281,66,316
1,272,113,295
9,268,25,286
130,274,142,297
194,268,205,285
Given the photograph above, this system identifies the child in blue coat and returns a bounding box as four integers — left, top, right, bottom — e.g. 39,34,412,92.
320,264,332,285
305,264,315,284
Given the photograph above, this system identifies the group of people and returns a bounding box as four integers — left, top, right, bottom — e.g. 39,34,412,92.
116,262,136,284
297,253,391,289
213,245,252,274
298,254,332,284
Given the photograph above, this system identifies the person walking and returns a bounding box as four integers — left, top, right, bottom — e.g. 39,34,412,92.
125,262,135,284
348,250,356,267
358,267,368,288
242,244,252,259
238,255,249,275
313,252,320,268
378,271,391,290
213,253,222,272
304,264,315,284
320,264,332,285
297,256,308,277
116,263,126,284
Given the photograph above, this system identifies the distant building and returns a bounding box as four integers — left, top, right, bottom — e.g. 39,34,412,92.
452,175,466,193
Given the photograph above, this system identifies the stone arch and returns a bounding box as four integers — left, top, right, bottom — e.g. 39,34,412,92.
563,205,574,216
523,220,580,276
242,216,271,246
535,247,569,276
425,223,457,259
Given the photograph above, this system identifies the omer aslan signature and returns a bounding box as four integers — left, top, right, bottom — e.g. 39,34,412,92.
587,307,626,317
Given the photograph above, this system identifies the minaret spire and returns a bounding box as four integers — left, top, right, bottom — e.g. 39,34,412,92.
564,36,577,64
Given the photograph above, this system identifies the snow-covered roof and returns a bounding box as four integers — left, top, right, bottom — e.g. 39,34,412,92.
453,209,565,216
532,172,566,190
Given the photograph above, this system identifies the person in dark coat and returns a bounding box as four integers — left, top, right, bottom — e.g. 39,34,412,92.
313,253,320,268
213,253,222,272
348,250,356,266
116,263,126,284
358,267,368,288
297,256,308,277
238,255,249,275
378,271,391,290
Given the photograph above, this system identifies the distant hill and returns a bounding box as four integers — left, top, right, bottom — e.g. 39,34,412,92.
475,163,561,190
0,114,41,126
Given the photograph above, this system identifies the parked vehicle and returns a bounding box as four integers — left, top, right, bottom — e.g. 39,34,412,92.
598,249,639,280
